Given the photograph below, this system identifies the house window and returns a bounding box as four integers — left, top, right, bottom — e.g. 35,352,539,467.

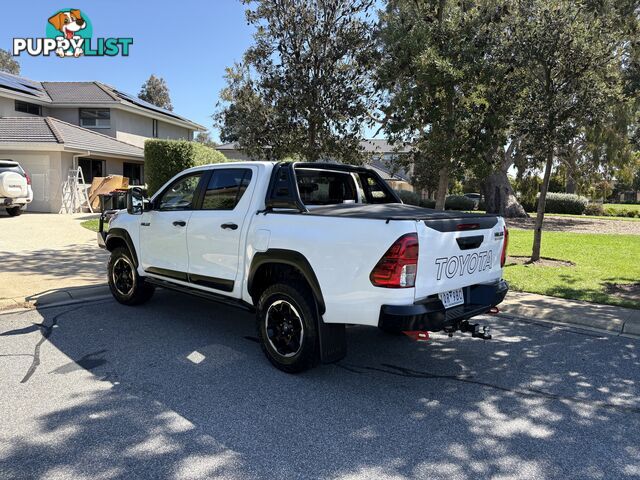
80,109,111,128
152,119,158,138
123,162,143,185
15,100,41,116
78,158,104,184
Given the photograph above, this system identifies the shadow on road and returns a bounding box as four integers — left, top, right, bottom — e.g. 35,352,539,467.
2,290,639,479
0,244,107,280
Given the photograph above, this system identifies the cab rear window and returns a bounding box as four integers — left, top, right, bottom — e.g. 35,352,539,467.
295,168,397,205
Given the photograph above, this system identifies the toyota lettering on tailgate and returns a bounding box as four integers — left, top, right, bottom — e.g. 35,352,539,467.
435,250,493,280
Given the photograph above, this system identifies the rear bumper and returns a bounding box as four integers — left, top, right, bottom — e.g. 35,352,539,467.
1,197,30,207
379,280,508,332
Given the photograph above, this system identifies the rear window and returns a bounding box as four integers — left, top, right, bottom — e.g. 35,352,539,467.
0,161,22,174
295,168,397,205
201,168,253,210
296,170,358,205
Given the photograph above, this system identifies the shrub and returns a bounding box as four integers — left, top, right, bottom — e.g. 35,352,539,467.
420,198,436,208
584,203,604,216
395,189,421,206
543,192,589,215
144,139,228,195
445,195,476,211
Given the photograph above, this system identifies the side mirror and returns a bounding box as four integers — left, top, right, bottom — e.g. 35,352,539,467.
127,187,145,215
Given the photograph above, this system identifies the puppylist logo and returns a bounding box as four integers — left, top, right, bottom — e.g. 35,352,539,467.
13,9,133,58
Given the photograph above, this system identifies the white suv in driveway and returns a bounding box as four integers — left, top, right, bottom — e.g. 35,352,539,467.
0,160,33,216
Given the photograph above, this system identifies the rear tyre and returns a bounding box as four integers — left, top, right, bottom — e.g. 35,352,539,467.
6,206,22,216
256,282,320,373
108,247,155,305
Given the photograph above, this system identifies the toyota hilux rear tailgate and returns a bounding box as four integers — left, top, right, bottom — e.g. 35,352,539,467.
414,214,506,302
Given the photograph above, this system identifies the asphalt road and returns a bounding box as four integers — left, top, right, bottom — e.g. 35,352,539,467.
1,290,638,480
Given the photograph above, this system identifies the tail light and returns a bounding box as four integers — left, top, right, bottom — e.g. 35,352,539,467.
370,233,419,288
24,172,31,185
500,227,509,267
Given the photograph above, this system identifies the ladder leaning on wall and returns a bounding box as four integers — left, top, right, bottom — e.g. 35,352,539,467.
59,167,93,214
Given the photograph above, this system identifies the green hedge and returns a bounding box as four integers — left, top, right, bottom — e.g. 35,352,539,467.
144,139,228,195
394,190,436,208
394,190,477,210
445,195,476,211
395,189,421,205
584,203,604,216
604,206,640,218
543,192,589,215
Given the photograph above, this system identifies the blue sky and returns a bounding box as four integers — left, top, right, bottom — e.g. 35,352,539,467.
3,0,255,140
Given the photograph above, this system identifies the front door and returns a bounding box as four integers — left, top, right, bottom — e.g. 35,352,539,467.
140,172,204,281
187,166,256,293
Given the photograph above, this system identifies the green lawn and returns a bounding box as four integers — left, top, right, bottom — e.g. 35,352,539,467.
604,203,640,213
80,219,103,232
504,229,640,309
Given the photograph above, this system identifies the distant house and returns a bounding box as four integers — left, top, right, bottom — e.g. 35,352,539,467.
0,71,205,212
216,138,414,192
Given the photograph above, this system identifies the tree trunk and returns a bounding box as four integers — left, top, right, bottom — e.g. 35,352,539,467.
482,170,528,218
434,164,449,210
482,142,528,218
566,173,576,194
531,145,554,262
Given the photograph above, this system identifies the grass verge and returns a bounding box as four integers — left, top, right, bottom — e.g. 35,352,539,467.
80,219,103,232
504,229,640,309
604,203,640,213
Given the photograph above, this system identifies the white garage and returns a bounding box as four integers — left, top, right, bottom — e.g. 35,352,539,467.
0,117,143,213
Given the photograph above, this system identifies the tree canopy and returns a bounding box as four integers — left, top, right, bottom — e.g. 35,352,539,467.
0,49,20,75
138,74,173,111
216,0,376,162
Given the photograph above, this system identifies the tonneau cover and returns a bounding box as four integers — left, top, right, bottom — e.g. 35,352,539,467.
304,203,497,222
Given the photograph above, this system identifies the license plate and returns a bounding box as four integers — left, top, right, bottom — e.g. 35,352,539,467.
438,288,464,309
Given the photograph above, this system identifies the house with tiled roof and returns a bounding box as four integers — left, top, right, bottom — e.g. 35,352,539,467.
0,71,204,212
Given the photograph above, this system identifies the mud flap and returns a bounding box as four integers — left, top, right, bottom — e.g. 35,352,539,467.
317,319,347,364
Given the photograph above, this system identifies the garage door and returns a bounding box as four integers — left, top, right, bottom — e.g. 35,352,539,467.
7,154,53,212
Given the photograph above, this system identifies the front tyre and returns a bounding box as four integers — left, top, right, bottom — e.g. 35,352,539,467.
107,247,155,305
6,206,22,216
256,282,320,373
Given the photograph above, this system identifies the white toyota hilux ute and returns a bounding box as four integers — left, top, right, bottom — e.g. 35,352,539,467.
98,161,509,372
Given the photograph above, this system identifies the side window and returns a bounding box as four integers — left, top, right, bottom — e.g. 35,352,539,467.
202,169,253,210
158,174,202,211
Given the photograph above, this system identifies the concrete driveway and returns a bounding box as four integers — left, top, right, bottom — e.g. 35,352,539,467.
0,212,108,310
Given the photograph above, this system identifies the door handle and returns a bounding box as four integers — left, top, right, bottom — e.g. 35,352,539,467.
173,220,187,227
221,223,238,230
140,222,150,227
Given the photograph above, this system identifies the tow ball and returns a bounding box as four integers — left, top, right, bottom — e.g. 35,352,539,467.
460,321,492,340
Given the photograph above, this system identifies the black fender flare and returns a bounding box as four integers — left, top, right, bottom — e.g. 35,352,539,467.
105,228,139,268
248,249,326,314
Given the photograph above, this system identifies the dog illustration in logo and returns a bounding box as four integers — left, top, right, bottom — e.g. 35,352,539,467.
48,10,86,57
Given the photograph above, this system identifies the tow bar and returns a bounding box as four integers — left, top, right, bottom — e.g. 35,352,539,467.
460,321,492,340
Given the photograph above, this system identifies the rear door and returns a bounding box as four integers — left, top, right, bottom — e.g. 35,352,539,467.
414,215,506,301
186,166,256,294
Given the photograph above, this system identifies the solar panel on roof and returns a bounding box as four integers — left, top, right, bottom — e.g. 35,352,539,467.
112,89,186,121
0,72,47,99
